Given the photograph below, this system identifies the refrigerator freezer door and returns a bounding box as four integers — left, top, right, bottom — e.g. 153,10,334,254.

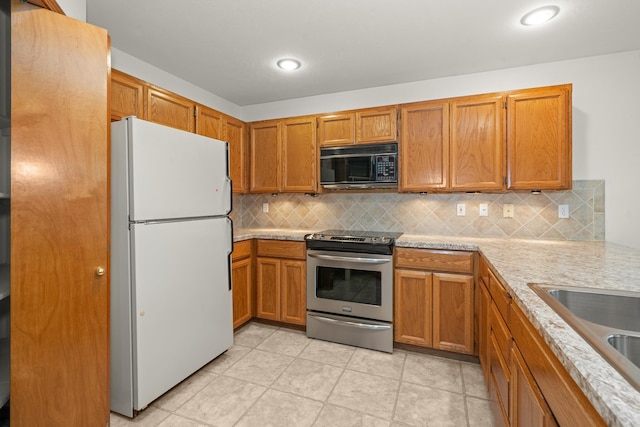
130,217,233,410
125,117,231,221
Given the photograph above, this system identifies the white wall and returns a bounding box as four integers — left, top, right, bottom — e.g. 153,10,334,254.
56,0,85,22
244,51,640,250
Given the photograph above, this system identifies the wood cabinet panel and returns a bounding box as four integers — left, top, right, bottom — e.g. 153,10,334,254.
433,273,474,353
250,121,281,193
195,104,223,140
11,3,110,424
282,116,317,192
145,86,195,132
232,240,252,261
110,69,144,122
356,107,397,144
280,260,306,325
394,269,433,347
400,101,449,191
489,268,511,323
317,113,355,146
490,333,511,427
232,256,252,329
507,85,572,190
395,247,473,273
450,94,504,191
224,115,248,194
256,257,280,320
478,275,491,383
256,239,305,260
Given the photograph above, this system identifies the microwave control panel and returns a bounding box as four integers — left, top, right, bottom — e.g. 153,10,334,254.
374,155,397,181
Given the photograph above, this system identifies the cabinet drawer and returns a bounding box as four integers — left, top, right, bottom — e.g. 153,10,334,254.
232,240,252,261
489,269,511,323
395,248,474,273
490,302,511,364
257,239,306,260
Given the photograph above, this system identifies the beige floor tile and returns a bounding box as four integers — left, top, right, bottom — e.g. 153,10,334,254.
313,404,391,427
393,382,467,427
299,338,356,368
466,396,496,427
402,353,463,394
462,362,489,399
175,375,265,427
202,344,252,374
272,358,344,401
110,407,171,426
157,414,210,427
328,369,400,420
256,328,311,356
152,370,217,412
232,323,278,348
235,389,323,427
223,348,294,386
347,347,406,380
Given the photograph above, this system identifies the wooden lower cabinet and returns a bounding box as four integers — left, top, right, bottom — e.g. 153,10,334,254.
256,240,306,326
232,240,252,329
394,248,475,354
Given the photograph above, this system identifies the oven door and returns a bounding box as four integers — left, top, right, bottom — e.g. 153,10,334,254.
306,249,393,322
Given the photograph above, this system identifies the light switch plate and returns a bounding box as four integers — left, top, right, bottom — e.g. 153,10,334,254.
262,202,269,213
503,204,514,218
479,203,489,217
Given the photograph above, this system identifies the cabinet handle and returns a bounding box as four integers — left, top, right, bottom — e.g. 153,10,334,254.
95,267,105,276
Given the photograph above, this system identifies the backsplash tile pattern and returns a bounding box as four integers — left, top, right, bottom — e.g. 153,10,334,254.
231,180,604,241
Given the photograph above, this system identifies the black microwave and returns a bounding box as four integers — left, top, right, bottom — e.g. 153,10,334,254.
320,143,398,189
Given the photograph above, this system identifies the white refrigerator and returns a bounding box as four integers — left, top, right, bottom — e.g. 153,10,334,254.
110,117,234,417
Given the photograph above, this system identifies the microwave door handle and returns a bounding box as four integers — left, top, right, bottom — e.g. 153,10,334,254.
307,253,391,264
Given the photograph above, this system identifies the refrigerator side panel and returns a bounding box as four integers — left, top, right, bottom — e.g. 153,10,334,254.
110,119,135,416
128,117,231,221
130,218,233,410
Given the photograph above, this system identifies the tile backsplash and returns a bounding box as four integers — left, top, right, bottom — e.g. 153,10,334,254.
231,180,604,241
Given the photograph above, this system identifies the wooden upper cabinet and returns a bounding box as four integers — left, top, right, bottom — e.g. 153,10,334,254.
195,104,223,140
318,112,355,146
356,107,398,144
400,100,450,191
250,120,281,193
110,69,144,122
282,116,317,192
224,116,249,194
145,86,195,132
506,84,572,191
450,94,505,191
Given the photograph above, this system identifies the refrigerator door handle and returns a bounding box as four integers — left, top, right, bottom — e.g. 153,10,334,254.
227,217,234,291
226,177,233,215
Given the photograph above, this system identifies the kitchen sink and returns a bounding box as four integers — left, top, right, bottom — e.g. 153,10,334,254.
529,284,640,391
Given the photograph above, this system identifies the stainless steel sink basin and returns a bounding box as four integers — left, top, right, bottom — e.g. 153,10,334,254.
530,284,640,391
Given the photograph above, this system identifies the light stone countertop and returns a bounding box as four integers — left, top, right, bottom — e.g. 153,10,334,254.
234,228,640,426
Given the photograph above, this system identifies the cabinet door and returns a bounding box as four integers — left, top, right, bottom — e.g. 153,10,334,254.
511,345,558,427
11,5,110,424
280,259,306,325
282,116,317,193
478,276,491,383
232,257,252,329
256,257,280,320
225,116,249,193
250,121,281,193
111,69,144,122
145,86,195,132
317,113,355,146
507,85,572,190
433,273,474,353
195,104,223,140
450,94,504,191
400,101,449,191
394,269,433,347
356,107,397,144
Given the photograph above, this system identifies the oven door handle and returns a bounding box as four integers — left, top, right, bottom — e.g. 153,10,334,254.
308,314,391,331
307,253,391,264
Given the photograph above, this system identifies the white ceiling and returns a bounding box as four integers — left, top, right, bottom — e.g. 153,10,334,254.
86,0,640,107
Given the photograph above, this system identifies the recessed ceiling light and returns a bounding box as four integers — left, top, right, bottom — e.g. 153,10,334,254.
520,5,560,26
276,58,301,71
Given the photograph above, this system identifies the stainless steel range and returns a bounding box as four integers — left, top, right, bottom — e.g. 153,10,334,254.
305,230,402,353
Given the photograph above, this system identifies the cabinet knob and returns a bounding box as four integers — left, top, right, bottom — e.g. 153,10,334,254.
95,267,105,276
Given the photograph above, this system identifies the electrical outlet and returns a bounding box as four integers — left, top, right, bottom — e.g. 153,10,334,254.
262,202,269,213
456,203,466,216
503,204,514,218
479,203,489,217
558,204,569,219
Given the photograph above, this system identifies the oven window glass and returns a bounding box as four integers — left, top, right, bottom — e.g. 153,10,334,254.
315,266,381,306
320,156,372,183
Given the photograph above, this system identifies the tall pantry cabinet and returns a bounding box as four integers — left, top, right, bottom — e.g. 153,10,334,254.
10,2,110,426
